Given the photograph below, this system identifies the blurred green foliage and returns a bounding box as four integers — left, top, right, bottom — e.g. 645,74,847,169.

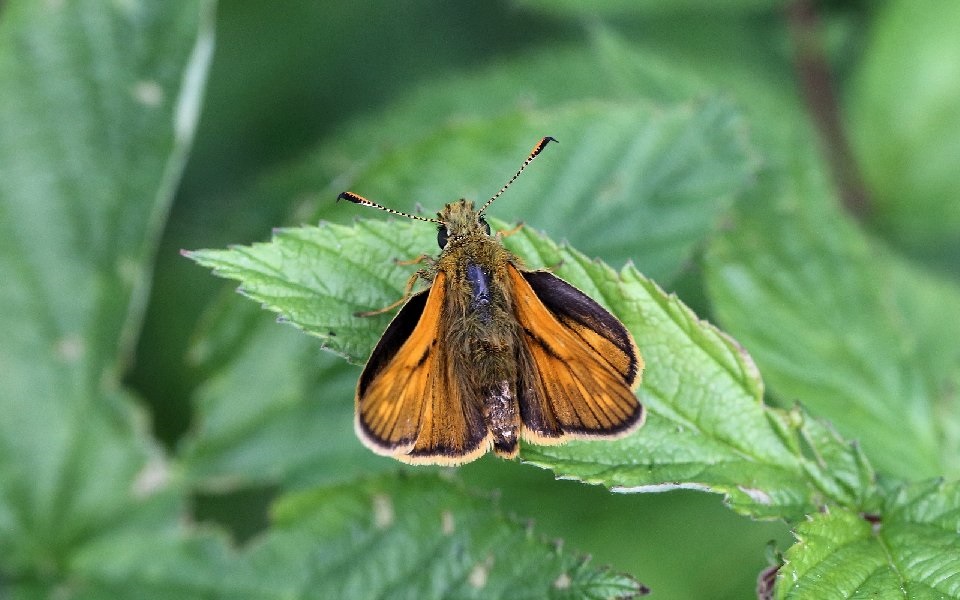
3,0,960,598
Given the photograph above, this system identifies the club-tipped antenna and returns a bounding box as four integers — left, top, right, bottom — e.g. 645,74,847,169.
478,136,557,216
337,191,439,223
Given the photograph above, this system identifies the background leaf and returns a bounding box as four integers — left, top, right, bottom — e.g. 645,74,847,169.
0,0,212,577
66,474,648,599
705,140,960,480
181,318,386,489
847,0,960,267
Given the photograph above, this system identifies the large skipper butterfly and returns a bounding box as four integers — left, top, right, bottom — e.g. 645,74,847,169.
338,137,643,465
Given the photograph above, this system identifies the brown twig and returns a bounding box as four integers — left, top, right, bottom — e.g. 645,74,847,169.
787,0,872,220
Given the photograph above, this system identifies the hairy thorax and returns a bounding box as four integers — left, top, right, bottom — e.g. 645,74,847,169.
438,236,518,385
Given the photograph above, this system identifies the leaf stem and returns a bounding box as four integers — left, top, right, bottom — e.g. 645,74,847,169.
786,0,872,220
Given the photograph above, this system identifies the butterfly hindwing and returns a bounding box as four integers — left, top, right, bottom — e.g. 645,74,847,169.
508,265,644,444
355,272,490,464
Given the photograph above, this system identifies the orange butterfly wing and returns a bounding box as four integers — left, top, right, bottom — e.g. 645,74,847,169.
508,265,644,445
355,271,491,465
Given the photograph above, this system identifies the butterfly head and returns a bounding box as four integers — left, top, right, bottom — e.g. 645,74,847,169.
436,200,491,249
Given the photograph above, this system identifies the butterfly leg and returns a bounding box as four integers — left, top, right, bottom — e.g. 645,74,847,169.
498,223,566,270
355,272,425,317
394,253,436,267
497,222,525,239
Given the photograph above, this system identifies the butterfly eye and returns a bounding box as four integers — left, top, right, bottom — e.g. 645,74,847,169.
437,226,449,248
480,218,491,235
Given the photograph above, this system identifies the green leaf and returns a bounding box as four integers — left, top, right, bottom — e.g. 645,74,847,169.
704,140,960,480
186,214,874,521
61,474,647,599
848,0,960,261
776,479,960,599
185,219,421,364
0,0,212,578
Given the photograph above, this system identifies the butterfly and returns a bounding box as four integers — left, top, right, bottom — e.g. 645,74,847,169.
338,136,643,465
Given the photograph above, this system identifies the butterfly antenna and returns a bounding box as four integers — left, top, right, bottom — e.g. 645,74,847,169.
478,136,557,216
337,191,438,223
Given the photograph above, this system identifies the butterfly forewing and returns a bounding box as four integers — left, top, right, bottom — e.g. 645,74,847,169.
356,271,491,464
508,265,644,444
522,270,641,385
